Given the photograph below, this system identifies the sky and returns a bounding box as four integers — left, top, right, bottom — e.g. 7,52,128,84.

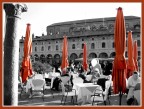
3,2,141,39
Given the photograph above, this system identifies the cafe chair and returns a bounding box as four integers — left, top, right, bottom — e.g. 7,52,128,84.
19,76,27,98
60,76,71,90
91,81,111,105
60,82,77,105
60,76,71,85
30,79,45,101
19,81,27,98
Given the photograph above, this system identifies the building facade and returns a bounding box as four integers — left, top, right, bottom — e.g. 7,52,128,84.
19,16,141,67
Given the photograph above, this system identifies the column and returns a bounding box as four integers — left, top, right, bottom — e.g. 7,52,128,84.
3,3,27,105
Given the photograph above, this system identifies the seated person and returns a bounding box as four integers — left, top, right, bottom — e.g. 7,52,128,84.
79,68,100,83
127,71,141,105
52,68,71,91
90,68,100,83
45,67,55,86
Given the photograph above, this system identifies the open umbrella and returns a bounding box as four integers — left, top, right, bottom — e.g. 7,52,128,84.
127,31,136,78
61,36,69,74
112,7,127,105
133,40,138,71
82,43,88,71
21,24,33,83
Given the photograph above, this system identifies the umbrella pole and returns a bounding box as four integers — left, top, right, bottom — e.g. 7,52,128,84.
118,70,122,105
119,70,123,105
119,91,122,105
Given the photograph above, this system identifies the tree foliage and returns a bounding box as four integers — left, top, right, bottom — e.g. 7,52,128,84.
32,61,52,74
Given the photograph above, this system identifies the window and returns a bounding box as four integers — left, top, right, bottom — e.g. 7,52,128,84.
126,23,129,29
138,51,140,56
137,35,140,37
126,40,127,47
72,44,75,49
82,43,84,49
102,42,105,48
112,42,114,48
82,39,84,41
56,45,59,50
91,43,95,49
35,47,37,52
102,37,105,40
41,46,44,51
137,40,140,47
50,29,53,35
35,43,37,45
92,38,94,41
125,51,128,57
56,31,59,34
48,46,51,51
73,39,75,42
56,41,58,43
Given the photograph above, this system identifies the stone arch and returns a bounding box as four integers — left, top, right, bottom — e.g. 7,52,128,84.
70,53,78,61
34,54,39,61
40,54,45,63
79,53,83,58
110,52,116,58
53,54,61,66
89,53,97,59
46,54,53,65
99,52,108,58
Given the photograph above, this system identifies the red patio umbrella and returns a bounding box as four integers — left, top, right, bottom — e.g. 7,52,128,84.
112,7,127,105
127,31,136,78
61,36,69,74
82,43,88,71
21,24,33,83
133,40,138,71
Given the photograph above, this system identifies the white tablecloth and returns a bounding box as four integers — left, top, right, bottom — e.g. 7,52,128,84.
73,83,102,104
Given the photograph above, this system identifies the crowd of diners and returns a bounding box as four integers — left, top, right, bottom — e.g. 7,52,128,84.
19,59,141,105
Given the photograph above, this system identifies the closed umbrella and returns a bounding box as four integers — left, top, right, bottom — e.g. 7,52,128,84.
21,24,33,83
61,36,69,74
127,31,136,78
133,40,138,71
82,43,88,71
112,7,127,105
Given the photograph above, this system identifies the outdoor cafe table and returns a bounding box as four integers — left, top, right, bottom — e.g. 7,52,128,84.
73,83,102,105
25,73,61,92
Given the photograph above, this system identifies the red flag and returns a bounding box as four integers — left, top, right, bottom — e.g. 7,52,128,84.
82,43,88,71
61,36,69,74
21,24,33,83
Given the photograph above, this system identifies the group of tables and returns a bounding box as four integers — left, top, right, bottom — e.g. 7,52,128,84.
21,71,141,105
24,73,111,105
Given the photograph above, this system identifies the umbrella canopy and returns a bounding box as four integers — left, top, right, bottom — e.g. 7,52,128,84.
127,31,136,78
133,40,138,71
112,7,127,94
61,36,69,74
21,24,33,83
82,43,88,71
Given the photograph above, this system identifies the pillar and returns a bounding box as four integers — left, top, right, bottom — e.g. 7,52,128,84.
3,3,27,105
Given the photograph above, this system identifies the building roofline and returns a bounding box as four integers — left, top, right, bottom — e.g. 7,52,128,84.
48,16,140,27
